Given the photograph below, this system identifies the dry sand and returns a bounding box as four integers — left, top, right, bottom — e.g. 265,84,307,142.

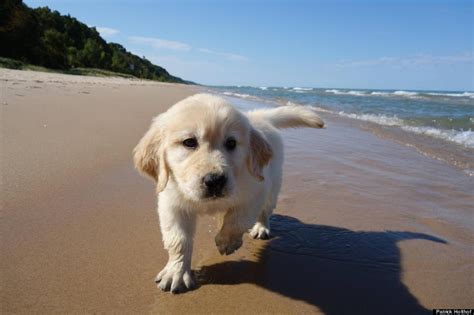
1,69,473,314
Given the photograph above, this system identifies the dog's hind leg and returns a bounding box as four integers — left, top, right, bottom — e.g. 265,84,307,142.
249,178,281,240
249,200,274,240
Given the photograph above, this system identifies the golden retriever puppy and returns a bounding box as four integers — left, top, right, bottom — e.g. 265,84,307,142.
133,93,324,293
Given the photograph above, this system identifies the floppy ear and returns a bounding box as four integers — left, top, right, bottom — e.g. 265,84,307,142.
247,128,273,181
133,122,169,193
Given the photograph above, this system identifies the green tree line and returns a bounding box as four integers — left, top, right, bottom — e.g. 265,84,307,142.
0,0,189,83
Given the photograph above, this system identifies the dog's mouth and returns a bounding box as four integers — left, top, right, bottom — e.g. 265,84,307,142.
203,190,227,200
201,185,234,200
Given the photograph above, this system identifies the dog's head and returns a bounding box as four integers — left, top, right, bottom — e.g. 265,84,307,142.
133,93,272,202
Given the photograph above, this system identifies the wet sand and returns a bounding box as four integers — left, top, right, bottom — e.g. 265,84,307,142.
2,69,473,314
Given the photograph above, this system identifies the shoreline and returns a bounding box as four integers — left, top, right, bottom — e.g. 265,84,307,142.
2,70,473,313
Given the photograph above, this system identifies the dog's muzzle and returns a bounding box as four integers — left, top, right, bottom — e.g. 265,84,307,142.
202,173,227,198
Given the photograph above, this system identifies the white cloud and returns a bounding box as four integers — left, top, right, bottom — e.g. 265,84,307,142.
96,27,120,37
128,36,191,51
334,52,473,68
128,36,247,61
198,48,248,62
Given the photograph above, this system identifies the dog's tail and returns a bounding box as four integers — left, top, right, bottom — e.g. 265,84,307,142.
247,105,324,129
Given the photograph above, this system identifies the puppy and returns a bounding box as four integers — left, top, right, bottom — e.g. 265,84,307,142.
133,93,324,293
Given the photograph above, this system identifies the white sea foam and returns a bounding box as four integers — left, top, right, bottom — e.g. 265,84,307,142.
347,91,366,96
401,126,474,148
393,90,418,96
426,91,474,98
336,111,474,148
374,90,474,99
259,86,268,90
368,90,424,99
370,91,391,96
326,89,474,100
222,91,253,99
337,112,404,126
292,87,313,91
329,90,418,98
325,89,346,95
325,89,366,96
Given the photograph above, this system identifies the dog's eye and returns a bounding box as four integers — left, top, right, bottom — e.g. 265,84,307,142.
183,137,198,148
225,138,237,151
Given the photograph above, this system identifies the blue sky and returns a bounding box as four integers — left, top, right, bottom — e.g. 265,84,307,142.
26,0,473,90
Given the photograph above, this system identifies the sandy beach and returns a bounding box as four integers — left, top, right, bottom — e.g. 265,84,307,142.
1,69,473,314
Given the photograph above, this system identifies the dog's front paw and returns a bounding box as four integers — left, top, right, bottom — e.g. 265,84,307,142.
155,261,196,294
215,232,243,255
249,222,270,239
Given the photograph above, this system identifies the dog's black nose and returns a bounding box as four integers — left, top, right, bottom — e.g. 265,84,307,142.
203,173,227,196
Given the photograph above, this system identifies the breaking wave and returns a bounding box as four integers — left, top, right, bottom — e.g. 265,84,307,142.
325,89,474,99
337,112,474,148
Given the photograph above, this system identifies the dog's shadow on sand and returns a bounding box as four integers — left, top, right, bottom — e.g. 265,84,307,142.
197,214,446,315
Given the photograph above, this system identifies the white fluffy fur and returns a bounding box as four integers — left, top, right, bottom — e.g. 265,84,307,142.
133,93,324,293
